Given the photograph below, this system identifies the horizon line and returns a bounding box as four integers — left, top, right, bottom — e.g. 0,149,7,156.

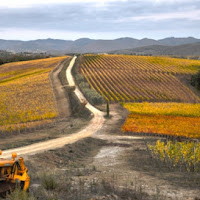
0,36,199,42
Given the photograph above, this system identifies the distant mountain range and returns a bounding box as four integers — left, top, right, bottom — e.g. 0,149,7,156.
110,42,200,56
0,37,200,55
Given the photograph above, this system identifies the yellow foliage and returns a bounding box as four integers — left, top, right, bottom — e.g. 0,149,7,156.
122,102,200,138
148,140,200,172
123,102,200,117
0,56,68,132
81,55,200,102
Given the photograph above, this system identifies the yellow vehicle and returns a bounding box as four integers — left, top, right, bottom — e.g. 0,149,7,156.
0,150,30,196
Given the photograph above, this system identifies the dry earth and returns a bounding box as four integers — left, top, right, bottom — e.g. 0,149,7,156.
27,104,200,200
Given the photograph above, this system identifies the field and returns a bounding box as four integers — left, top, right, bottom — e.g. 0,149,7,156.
122,102,200,138
81,54,200,103
0,56,68,133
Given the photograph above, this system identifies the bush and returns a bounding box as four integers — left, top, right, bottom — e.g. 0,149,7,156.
73,56,104,105
79,82,90,88
82,88,104,105
6,187,35,200
191,70,200,90
41,173,58,191
75,72,104,105
75,74,85,84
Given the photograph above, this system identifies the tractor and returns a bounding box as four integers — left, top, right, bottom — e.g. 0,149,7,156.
0,150,30,196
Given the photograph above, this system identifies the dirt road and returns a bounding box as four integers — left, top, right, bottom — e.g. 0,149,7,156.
1,56,105,159
49,58,71,118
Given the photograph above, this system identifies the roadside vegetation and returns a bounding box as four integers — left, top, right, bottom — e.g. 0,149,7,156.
58,56,91,117
76,74,104,105
73,56,104,105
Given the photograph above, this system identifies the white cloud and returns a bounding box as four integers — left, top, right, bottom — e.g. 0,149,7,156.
0,28,129,40
0,0,199,40
153,0,197,3
0,27,199,41
118,10,200,22
0,0,127,8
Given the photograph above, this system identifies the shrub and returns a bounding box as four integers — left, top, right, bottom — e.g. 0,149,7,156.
6,187,35,200
76,74,85,83
191,70,200,90
41,173,58,191
75,72,104,105
81,88,104,105
79,82,90,88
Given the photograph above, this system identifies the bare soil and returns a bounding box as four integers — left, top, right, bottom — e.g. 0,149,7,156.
0,117,90,150
49,58,72,118
26,104,200,200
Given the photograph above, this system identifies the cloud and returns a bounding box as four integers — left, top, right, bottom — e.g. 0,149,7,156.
0,0,127,8
119,10,200,21
0,0,199,40
0,28,131,40
153,0,198,3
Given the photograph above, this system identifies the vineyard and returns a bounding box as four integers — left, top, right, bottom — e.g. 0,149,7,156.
122,103,200,138
148,140,200,172
0,56,68,133
81,55,200,103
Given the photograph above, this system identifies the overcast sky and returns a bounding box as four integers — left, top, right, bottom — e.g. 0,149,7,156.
0,0,199,40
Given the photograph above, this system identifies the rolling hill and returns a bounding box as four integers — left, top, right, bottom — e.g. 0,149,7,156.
0,37,200,54
110,42,200,57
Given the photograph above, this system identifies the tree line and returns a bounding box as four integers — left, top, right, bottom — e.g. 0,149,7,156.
0,50,52,65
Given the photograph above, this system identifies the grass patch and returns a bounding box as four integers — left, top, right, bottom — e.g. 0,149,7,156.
6,187,35,200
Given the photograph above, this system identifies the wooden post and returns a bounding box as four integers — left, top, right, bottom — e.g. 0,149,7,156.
106,101,110,117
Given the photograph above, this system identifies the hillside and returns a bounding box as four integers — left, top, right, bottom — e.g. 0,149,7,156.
0,56,67,133
0,37,200,54
0,50,51,65
78,54,200,140
110,42,200,57
79,54,200,103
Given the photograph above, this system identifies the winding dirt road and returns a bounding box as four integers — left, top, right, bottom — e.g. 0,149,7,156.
1,56,105,159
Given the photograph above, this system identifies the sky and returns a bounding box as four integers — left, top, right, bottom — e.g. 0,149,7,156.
0,0,200,40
